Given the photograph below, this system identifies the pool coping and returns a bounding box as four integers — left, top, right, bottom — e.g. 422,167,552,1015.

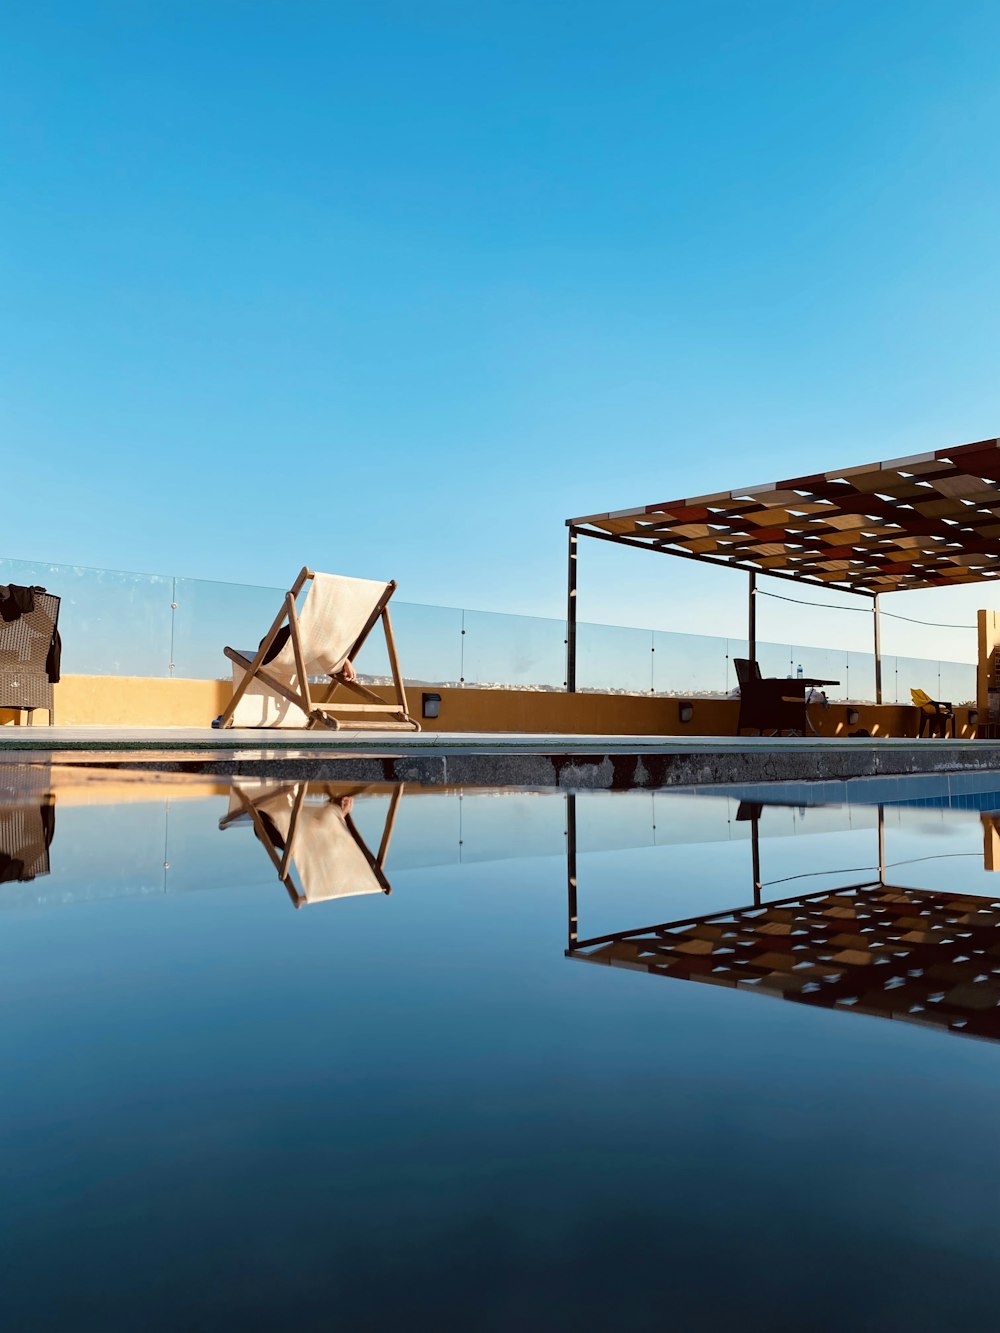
3,729,1000,789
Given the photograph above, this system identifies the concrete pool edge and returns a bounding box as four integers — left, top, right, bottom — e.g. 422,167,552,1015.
3,730,1000,789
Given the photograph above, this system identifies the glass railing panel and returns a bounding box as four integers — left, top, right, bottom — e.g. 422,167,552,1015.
652,630,729,696
937,659,976,707
790,645,850,701
754,640,794,682
353,601,464,686
654,792,738,845
575,791,656,853
894,656,941,708
0,557,173,677
576,622,652,694
845,650,876,703
459,791,568,862
461,610,565,689
875,654,898,705
724,638,749,694
171,577,283,679
171,794,280,894
12,799,170,906
351,791,462,871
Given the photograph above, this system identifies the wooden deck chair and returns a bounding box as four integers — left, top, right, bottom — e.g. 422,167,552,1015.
217,567,419,731
219,780,403,908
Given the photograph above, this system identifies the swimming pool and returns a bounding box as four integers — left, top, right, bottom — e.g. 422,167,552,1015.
3,769,1000,1329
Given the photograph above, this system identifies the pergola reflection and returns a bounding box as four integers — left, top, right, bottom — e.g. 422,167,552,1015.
566,795,1000,1041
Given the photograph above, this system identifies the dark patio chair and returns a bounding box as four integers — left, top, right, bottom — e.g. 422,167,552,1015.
0,590,60,725
734,657,809,735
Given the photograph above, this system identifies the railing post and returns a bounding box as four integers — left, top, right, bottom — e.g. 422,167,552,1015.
168,576,177,677
566,526,578,692
873,594,882,705
877,804,886,884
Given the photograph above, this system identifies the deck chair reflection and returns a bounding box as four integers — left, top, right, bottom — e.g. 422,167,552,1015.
217,567,419,731
220,781,402,908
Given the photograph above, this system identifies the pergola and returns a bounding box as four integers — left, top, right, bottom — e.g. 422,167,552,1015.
565,435,1000,702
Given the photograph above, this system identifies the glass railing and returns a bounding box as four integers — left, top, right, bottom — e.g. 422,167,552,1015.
462,609,565,690
0,557,175,677
171,576,280,680
577,622,653,694
0,556,976,704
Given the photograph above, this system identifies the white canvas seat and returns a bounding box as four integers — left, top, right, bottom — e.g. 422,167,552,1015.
217,567,419,731
220,780,403,908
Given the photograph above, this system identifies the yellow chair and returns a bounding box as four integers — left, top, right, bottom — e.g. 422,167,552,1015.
910,688,955,738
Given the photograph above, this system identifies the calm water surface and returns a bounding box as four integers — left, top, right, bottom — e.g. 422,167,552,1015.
2,772,1000,1330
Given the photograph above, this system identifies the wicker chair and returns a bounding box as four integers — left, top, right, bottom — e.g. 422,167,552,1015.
0,591,60,725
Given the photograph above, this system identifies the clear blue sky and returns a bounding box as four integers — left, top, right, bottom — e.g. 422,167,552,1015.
4,1,1000,659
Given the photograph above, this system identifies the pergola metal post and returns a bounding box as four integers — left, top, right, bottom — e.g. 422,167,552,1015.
750,806,762,907
873,593,883,705
748,571,757,665
877,804,886,883
566,525,578,693
566,793,578,948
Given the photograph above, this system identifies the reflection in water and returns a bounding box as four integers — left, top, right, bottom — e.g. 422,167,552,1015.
220,780,402,907
567,795,1000,1041
7,777,1000,1328
0,798,55,883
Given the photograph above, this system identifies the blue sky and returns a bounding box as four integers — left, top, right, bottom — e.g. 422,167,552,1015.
3,1,1000,660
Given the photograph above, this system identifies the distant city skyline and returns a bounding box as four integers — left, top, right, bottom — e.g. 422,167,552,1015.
4,0,999,664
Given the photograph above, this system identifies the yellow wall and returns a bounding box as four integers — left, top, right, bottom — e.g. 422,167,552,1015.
0,674,978,738
0,676,229,728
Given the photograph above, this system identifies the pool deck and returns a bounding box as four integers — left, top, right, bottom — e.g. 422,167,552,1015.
2,727,1000,789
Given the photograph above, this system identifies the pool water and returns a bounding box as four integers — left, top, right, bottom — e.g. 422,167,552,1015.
2,773,1000,1330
